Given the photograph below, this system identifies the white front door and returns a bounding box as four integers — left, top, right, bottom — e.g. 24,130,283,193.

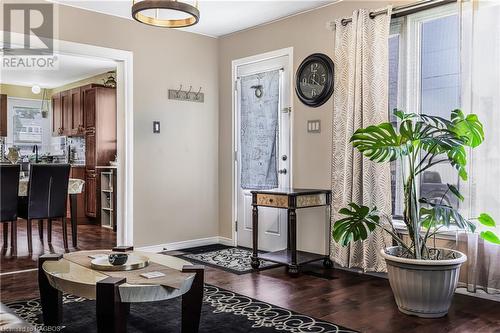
235,53,291,251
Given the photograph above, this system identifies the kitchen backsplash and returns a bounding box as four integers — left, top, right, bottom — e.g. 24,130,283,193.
67,136,85,165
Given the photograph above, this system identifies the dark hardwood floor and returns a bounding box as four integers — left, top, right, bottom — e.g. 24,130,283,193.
1,223,499,332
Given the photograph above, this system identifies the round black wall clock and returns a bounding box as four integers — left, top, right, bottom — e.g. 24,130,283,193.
295,53,334,107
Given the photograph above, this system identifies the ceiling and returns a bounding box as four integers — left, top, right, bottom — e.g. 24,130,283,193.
51,0,336,38
0,53,117,88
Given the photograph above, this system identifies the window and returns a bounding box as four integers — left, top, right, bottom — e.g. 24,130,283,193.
12,106,43,156
389,5,462,220
5,98,52,158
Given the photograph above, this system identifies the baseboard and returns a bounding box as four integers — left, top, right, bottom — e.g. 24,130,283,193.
137,236,235,253
218,236,236,247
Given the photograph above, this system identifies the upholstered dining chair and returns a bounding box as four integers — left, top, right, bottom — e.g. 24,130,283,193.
18,164,71,252
0,164,20,256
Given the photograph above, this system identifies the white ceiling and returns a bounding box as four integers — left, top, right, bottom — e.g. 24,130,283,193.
0,53,117,88
51,0,336,38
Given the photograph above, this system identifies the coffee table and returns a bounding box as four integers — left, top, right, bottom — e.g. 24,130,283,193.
38,250,204,333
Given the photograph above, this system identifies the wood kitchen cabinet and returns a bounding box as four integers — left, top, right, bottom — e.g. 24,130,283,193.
69,87,84,135
83,86,116,218
61,90,71,135
52,93,64,136
85,171,97,217
52,87,88,137
0,94,7,137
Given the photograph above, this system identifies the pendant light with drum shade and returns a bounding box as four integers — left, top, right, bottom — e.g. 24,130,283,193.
131,0,200,28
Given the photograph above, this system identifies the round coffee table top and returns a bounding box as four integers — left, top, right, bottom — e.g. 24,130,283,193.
42,250,195,302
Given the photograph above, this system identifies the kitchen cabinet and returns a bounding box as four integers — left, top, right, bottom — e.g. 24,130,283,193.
85,171,97,217
83,86,116,218
61,90,71,135
52,87,90,137
70,87,84,135
52,93,64,136
0,94,7,136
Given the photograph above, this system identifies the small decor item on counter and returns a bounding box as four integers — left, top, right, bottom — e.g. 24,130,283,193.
6,147,20,164
40,153,54,164
108,253,129,266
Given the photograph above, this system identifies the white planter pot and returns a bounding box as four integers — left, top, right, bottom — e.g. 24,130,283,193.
380,246,467,318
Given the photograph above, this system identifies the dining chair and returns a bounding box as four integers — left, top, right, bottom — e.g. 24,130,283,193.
18,164,71,252
0,164,20,256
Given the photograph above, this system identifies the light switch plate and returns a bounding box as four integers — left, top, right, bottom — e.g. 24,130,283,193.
307,120,321,133
153,121,160,133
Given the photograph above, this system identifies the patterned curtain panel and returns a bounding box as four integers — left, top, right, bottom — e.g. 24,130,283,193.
240,70,280,190
330,7,393,272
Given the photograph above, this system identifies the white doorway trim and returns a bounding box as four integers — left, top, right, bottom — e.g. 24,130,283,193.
231,47,294,247
1,32,134,246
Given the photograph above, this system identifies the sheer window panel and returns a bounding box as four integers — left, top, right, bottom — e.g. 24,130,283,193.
463,3,500,235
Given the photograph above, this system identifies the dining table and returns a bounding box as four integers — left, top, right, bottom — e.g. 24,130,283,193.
19,177,85,248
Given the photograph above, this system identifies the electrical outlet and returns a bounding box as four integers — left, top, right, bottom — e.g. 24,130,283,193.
307,120,321,133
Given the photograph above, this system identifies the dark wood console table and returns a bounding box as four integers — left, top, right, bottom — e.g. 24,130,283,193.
250,188,333,275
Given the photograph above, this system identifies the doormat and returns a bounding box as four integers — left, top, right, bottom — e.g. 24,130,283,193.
171,245,280,275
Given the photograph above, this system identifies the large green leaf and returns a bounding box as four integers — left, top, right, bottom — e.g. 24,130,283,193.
394,109,418,122
333,203,379,246
419,198,475,232
478,213,496,227
447,145,468,181
350,123,407,163
420,114,453,130
480,231,500,245
451,109,484,148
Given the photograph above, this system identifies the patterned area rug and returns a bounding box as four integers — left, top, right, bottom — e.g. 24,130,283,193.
172,245,338,279
4,284,358,333
173,245,281,275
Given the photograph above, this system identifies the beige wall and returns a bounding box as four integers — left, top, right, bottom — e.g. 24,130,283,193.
2,3,220,247
3,0,412,250
0,84,49,100
218,1,403,252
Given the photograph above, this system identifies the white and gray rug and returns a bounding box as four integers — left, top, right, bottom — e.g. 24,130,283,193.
175,246,279,274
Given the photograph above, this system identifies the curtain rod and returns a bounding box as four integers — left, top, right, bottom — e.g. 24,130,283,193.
327,0,457,28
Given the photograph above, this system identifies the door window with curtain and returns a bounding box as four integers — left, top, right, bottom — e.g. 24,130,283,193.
240,70,280,190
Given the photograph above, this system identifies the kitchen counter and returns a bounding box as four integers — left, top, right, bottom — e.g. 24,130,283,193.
96,165,118,169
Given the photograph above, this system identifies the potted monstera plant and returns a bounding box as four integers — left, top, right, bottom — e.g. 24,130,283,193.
333,109,499,318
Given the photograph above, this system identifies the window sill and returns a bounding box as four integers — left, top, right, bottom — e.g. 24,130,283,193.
392,218,461,241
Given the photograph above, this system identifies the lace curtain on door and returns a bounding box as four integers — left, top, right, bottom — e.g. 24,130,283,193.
240,70,280,190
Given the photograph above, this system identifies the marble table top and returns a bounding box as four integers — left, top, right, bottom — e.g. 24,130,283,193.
42,250,195,302
18,178,85,196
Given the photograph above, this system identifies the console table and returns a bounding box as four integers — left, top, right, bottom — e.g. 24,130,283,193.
250,188,333,275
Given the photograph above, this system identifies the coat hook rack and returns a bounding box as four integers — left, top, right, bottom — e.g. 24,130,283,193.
169,84,204,103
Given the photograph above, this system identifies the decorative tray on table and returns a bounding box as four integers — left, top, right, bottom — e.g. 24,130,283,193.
90,254,150,271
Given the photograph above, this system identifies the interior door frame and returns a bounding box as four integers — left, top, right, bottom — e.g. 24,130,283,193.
1,31,134,246
231,47,294,247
